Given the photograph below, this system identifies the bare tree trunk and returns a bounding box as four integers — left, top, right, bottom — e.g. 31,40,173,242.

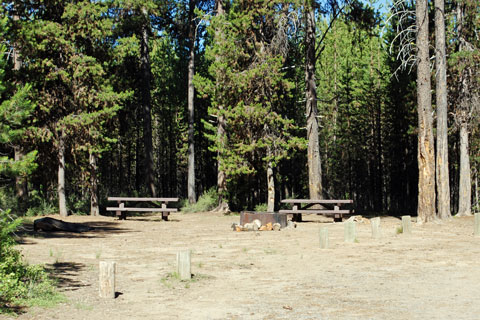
58,131,68,217
187,0,196,204
457,122,471,216
416,0,436,223
435,0,451,219
267,157,275,212
90,152,100,216
140,7,156,197
305,1,323,200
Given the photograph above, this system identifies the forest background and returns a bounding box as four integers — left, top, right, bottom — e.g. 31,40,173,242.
0,0,478,220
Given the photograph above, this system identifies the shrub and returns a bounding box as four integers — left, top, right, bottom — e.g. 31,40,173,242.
254,203,268,212
0,209,62,313
181,188,218,213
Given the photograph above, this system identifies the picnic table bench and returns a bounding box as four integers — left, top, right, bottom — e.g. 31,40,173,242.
106,197,179,220
279,199,353,222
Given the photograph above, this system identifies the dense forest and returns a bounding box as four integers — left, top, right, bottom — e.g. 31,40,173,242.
0,0,478,219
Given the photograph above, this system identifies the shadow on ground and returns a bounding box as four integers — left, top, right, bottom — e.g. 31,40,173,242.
45,262,90,291
16,220,136,243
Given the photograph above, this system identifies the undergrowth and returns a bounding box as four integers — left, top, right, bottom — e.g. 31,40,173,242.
0,209,64,314
180,188,218,213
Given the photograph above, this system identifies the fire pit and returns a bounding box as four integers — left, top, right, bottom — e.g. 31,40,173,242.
239,211,288,228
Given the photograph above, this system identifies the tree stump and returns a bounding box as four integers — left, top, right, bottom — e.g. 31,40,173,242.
99,261,116,298
371,217,381,239
402,215,412,235
177,250,191,280
319,227,329,249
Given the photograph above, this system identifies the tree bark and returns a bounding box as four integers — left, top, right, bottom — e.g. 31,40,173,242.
457,122,471,216
58,131,68,217
90,152,100,216
140,6,156,197
187,0,196,204
435,0,451,219
416,0,436,223
305,1,323,200
213,0,229,212
267,159,274,213
13,14,28,209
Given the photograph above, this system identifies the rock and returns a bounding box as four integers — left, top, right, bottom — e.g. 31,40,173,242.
273,223,281,231
252,219,262,229
244,223,255,231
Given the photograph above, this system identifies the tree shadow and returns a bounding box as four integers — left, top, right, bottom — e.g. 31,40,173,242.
16,220,137,243
45,262,89,291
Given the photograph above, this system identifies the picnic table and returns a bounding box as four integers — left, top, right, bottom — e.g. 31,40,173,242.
106,197,178,220
279,199,353,222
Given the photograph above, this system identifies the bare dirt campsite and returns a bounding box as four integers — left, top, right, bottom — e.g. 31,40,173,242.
5,212,480,320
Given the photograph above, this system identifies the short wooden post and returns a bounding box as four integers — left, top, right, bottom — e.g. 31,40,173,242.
401,215,412,235
344,221,356,243
475,213,480,237
319,227,329,249
371,217,381,239
177,250,191,280
99,261,116,298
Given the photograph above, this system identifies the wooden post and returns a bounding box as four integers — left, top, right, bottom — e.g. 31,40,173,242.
177,250,191,280
319,227,329,249
475,212,480,237
99,261,116,298
344,221,356,243
162,202,168,221
401,215,412,234
371,217,381,239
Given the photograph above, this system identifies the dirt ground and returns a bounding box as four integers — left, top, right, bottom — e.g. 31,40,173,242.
3,211,480,320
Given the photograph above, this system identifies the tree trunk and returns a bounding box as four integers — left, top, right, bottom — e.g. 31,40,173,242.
213,0,229,213
12,14,28,210
90,152,100,216
267,159,275,213
305,1,323,200
187,0,196,204
58,131,68,217
416,0,436,223
140,7,156,197
435,0,451,219
457,122,471,216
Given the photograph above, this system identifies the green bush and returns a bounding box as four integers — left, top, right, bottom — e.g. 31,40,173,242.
0,209,62,313
254,203,268,212
181,188,218,213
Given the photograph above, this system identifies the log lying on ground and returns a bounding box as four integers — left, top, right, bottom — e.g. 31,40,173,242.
34,217,93,233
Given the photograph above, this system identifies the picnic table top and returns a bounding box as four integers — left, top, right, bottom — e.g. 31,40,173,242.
280,199,353,204
108,197,179,202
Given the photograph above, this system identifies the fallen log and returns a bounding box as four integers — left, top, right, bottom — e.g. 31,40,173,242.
33,217,93,233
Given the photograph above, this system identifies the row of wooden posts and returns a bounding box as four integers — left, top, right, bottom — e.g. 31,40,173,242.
321,213,480,249
99,213,480,298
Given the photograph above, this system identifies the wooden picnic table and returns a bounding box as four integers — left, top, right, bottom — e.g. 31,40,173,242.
279,199,353,222
106,197,179,220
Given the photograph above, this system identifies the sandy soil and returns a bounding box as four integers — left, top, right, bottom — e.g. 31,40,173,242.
3,211,480,320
